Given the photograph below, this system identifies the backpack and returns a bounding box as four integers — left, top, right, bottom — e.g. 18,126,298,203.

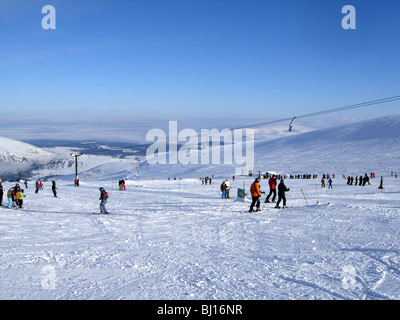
104,191,109,199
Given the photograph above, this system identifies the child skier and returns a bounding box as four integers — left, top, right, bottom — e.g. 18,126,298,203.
16,189,25,209
7,188,13,208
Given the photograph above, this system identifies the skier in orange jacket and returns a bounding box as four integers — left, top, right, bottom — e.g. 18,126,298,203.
249,178,264,212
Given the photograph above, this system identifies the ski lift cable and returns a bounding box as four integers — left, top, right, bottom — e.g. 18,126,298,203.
144,95,400,147
233,95,400,130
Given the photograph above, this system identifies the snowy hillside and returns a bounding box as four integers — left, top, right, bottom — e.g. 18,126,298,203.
1,114,399,182
253,114,400,177
0,136,53,179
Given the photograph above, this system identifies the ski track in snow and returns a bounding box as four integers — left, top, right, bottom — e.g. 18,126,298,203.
1,176,400,300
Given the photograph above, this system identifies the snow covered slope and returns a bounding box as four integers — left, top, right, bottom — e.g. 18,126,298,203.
1,114,399,182
1,176,400,300
254,114,400,176
0,136,54,178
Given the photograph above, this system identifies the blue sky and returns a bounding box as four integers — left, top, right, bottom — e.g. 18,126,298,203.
0,0,399,130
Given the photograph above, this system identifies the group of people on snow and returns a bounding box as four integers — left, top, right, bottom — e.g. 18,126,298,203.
321,177,333,188
201,176,212,185
346,173,372,186
118,179,126,191
0,182,25,209
220,179,231,198
0,180,59,209
248,175,290,212
0,167,391,215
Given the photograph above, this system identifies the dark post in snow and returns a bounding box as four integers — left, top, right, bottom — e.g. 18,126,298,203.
70,153,83,186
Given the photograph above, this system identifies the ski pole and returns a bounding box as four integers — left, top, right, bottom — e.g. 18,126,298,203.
301,189,308,205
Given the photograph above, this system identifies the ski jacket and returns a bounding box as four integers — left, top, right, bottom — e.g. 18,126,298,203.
100,190,108,201
268,177,277,189
250,182,261,197
278,182,289,196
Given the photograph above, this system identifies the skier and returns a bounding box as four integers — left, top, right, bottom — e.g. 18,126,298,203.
328,178,333,188
276,179,290,209
321,178,325,188
99,187,109,214
16,189,25,209
224,179,231,198
265,174,277,203
0,182,3,206
249,177,262,212
220,180,226,198
378,176,384,189
7,188,13,208
52,181,57,197
363,174,370,186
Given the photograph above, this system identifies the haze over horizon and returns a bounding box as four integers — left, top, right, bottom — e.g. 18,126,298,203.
1,0,399,131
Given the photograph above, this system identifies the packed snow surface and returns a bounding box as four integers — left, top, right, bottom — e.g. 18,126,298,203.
1,176,400,300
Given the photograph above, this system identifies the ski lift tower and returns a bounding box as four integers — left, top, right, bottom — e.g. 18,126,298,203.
289,116,296,132
70,152,83,184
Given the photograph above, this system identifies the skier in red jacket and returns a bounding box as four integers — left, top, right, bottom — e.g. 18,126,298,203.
265,174,277,203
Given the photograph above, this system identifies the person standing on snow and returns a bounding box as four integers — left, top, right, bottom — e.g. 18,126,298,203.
328,178,333,189
99,187,109,214
7,188,13,208
275,179,290,208
16,189,25,209
220,180,227,198
265,174,277,203
224,179,231,198
0,182,3,206
249,177,262,212
378,176,384,189
52,181,57,197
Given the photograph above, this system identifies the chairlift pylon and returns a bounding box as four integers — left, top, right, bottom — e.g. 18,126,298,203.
288,116,296,132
